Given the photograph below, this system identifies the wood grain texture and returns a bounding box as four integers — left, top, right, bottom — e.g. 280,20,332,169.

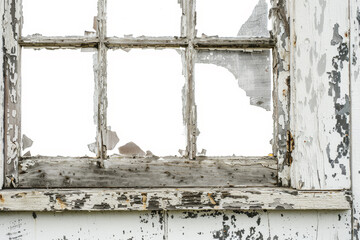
18,156,277,188
290,0,351,190
0,187,351,211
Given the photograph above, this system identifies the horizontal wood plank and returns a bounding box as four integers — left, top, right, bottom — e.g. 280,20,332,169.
18,157,277,188
0,188,351,211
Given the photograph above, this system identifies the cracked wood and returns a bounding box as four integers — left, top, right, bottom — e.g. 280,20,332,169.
18,157,277,188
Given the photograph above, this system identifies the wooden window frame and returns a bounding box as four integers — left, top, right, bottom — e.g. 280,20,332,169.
0,0,351,211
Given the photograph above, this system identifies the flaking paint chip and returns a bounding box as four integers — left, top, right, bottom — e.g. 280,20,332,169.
118,141,145,157
22,134,33,150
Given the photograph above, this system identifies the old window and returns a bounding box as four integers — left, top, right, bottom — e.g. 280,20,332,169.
6,0,350,212
4,0,277,187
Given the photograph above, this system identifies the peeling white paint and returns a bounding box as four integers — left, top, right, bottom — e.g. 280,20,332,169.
290,0,351,190
351,0,360,239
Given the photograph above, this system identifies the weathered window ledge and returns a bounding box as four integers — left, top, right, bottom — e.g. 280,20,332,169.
0,187,351,211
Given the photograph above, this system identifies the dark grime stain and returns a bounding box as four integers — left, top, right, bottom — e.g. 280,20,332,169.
327,23,350,175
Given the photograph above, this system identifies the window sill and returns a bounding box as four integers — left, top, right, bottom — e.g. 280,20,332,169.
0,187,351,211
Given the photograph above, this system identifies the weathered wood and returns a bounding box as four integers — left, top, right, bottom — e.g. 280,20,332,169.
350,0,360,238
193,37,275,49
19,36,98,48
290,0,351,189
18,157,277,188
0,187,351,211
270,0,291,187
106,37,188,48
19,36,275,50
183,0,197,159
0,1,4,189
96,0,107,165
3,0,22,188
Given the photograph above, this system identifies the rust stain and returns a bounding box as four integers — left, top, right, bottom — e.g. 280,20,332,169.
0,194,4,203
207,193,216,205
56,197,67,209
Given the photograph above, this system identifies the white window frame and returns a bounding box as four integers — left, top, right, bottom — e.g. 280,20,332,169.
0,0,351,211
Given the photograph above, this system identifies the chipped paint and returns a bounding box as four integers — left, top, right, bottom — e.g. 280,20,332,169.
270,0,291,186
2,0,22,188
291,0,351,190
0,188,351,211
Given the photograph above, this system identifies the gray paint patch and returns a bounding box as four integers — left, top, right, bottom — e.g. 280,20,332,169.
317,54,327,75
305,69,312,93
331,24,343,46
308,89,317,113
314,0,326,34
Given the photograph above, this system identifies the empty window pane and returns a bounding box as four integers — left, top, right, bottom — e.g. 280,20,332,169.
22,0,97,36
107,49,185,156
21,49,95,157
196,0,270,37
107,0,181,37
195,50,272,156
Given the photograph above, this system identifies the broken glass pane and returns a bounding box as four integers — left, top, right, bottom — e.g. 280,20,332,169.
107,49,185,156
107,0,181,37
22,0,97,36
21,49,96,157
195,50,273,156
196,0,271,37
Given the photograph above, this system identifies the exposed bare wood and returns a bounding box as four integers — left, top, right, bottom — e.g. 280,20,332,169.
271,0,291,187
19,36,98,48
193,37,275,49
106,37,188,48
3,0,22,188
0,187,351,211
18,156,277,188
